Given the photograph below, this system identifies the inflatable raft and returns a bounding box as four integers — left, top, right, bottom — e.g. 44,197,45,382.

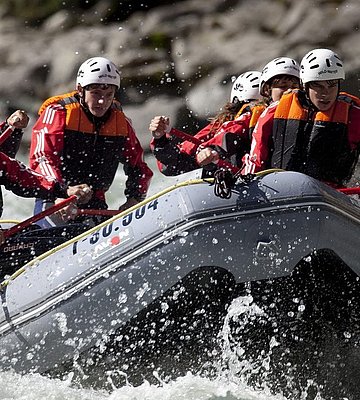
0,170,359,393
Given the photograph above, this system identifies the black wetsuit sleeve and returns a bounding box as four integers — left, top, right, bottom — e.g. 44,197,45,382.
0,124,24,157
152,136,199,176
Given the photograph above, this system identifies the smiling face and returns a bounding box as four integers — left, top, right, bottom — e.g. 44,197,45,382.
307,80,339,111
81,84,116,117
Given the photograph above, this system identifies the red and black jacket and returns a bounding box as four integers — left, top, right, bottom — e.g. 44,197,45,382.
0,151,67,217
30,91,153,209
0,121,29,216
150,102,265,176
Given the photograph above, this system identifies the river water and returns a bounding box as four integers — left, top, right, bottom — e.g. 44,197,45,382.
0,367,286,400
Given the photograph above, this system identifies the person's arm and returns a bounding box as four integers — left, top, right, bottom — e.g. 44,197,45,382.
149,116,201,175
195,113,253,164
348,103,360,151
0,153,92,226
0,152,67,199
149,117,216,175
179,123,214,155
150,134,199,175
0,110,29,157
120,119,153,209
29,105,66,182
242,104,276,174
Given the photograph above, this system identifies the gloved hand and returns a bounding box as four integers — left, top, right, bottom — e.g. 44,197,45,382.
7,110,29,129
149,115,171,139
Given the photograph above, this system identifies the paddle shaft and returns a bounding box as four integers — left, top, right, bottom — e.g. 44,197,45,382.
338,187,360,195
77,209,120,217
4,195,78,238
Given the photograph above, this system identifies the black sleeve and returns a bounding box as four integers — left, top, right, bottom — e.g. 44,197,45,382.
0,124,24,157
52,181,69,199
152,136,199,176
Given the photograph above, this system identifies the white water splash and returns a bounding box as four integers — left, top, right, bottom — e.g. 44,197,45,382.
0,370,288,400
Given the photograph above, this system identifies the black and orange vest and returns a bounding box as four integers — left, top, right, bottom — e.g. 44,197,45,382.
272,90,359,186
236,102,266,141
39,91,129,194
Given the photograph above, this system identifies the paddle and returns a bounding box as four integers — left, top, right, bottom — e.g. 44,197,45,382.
3,195,78,239
338,187,360,195
76,208,120,217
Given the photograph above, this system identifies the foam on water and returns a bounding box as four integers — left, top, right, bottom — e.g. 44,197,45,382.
0,295,305,400
0,370,287,400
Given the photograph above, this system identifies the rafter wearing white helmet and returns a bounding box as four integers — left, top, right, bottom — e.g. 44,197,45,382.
76,57,121,89
260,57,300,97
300,48,345,84
230,71,262,103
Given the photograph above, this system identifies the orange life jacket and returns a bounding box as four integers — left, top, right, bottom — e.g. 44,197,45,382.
39,91,128,137
236,102,266,140
272,90,359,186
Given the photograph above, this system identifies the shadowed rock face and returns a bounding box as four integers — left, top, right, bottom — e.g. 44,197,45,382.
0,0,359,160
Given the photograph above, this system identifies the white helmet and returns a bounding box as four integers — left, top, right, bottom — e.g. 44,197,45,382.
230,71,262,102
260,57,300,96
300,48,345,83
76,57,120,89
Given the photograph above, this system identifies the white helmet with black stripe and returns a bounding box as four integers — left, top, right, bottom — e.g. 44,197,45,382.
260,57,300,96
76,57,120,89
300,48,345,83
230,71,262,103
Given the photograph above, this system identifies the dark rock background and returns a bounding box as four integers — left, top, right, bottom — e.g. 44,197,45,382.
0,0,359,157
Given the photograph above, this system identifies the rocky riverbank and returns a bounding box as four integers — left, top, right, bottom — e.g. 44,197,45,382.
0,0,359,152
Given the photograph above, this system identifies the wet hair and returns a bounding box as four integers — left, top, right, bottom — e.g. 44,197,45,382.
207,100,244,135
268,74,300,87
